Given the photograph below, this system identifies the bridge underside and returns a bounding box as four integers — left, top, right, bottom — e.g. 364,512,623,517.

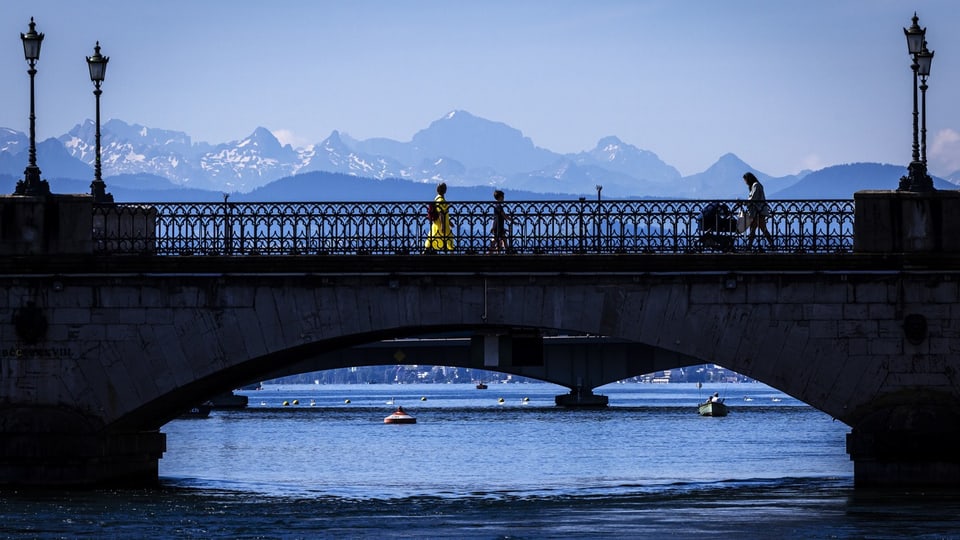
261,334,703,407
0,334,698,486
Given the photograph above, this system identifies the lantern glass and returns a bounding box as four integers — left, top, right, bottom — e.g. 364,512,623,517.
917,48,934,77
86,43,109,82
20,19,43,61
904,15,925,55
87,58,107,82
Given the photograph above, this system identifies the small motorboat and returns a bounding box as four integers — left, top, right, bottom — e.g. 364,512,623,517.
476,382,488,390
384,406,416,424
209,391,248,409
698,395,729,417
179,401,213,419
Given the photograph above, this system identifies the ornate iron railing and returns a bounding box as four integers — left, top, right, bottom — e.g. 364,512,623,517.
91,199,855,256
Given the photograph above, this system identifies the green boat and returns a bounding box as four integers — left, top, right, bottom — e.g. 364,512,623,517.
698,394,728,417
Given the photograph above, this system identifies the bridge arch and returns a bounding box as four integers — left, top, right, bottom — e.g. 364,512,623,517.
122,321,712,428
9,269,882,430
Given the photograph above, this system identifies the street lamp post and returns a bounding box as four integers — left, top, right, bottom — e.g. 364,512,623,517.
899,13,934,192
917,41,934,166
14,17,50,197
86,41,113,203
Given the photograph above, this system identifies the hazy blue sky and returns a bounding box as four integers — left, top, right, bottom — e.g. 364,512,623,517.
2,1,959,178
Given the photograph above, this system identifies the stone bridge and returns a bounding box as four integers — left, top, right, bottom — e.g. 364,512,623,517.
0,189,959,488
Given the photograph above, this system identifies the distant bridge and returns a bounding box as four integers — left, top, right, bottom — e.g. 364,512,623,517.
265,335,699,405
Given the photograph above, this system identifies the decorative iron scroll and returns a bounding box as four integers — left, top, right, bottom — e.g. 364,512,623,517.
91,199,854,256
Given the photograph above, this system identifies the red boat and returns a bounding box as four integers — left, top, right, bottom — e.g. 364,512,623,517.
384,406,416,424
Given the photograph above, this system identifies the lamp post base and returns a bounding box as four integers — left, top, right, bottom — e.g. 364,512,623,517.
90,180,114,204
898,161,935,192
14,165,50,197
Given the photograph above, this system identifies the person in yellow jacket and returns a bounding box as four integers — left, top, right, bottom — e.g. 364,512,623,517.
424,182,455,252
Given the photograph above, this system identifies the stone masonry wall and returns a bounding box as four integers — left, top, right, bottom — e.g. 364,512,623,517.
0,270,957,431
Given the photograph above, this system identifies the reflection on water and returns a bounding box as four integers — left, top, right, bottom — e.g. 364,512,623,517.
5,479,960,539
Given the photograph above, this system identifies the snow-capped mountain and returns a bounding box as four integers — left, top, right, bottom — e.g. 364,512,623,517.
200,127,300,192
0,128,28,154
0,109,809,198
572,136,681,184
299,130,409,181
59,119,214,189
406,110,558,174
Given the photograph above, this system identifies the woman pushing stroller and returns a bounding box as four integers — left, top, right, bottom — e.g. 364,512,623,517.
740,172,774,251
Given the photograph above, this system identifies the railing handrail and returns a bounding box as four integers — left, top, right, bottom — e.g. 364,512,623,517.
91,198,855,256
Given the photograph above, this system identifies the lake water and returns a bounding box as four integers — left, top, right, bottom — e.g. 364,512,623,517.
3,382,960,538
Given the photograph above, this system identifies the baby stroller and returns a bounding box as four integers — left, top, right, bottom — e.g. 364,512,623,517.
697,202,739,252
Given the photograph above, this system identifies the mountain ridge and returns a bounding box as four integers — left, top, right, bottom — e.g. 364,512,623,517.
0,109,953,201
